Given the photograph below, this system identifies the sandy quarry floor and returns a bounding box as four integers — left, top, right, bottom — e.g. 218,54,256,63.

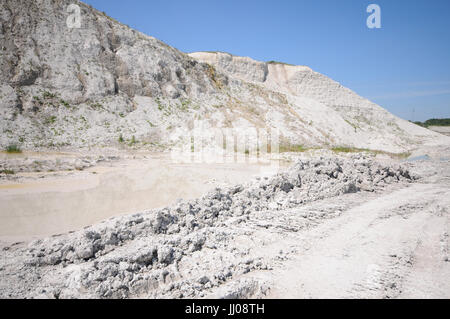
0,152,288,242
0,143,449,299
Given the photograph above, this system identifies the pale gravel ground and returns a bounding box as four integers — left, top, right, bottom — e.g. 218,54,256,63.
267,182,450,298
0,144,448,299
1,0,449,299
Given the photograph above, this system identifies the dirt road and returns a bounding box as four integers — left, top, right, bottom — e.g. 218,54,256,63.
267,181,450,298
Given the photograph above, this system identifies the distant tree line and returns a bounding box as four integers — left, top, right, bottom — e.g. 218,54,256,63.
412,118,450,127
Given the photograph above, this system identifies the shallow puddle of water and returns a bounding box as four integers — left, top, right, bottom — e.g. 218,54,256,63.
406,154,431,162
0,153,287,242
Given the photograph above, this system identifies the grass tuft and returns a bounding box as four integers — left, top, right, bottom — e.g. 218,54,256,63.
0,169,15,175
129,135,137,146
279,144,307,153
6,144,22,153
332,146,411,159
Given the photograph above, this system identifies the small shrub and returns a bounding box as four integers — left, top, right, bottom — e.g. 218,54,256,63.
42,91,57,99
60,99,70,108
179,99,191,112
6,144,22,153
45,116,57,125
33,96,43,106
156,98,164,111
129,135,137,146
118,134,124,143
0,169,15,175
90,102,103,110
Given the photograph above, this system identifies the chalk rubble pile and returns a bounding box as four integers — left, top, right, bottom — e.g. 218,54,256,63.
11,155,414,298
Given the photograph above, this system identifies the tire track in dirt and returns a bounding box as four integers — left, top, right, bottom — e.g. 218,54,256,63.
266,182,450,298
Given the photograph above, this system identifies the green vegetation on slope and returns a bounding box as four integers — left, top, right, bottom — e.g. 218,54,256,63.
332,146,411,159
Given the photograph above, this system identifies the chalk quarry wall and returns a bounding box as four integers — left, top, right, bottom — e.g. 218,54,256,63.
0,0,443,153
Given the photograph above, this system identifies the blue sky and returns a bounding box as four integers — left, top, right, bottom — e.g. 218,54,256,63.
83,0,450,121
